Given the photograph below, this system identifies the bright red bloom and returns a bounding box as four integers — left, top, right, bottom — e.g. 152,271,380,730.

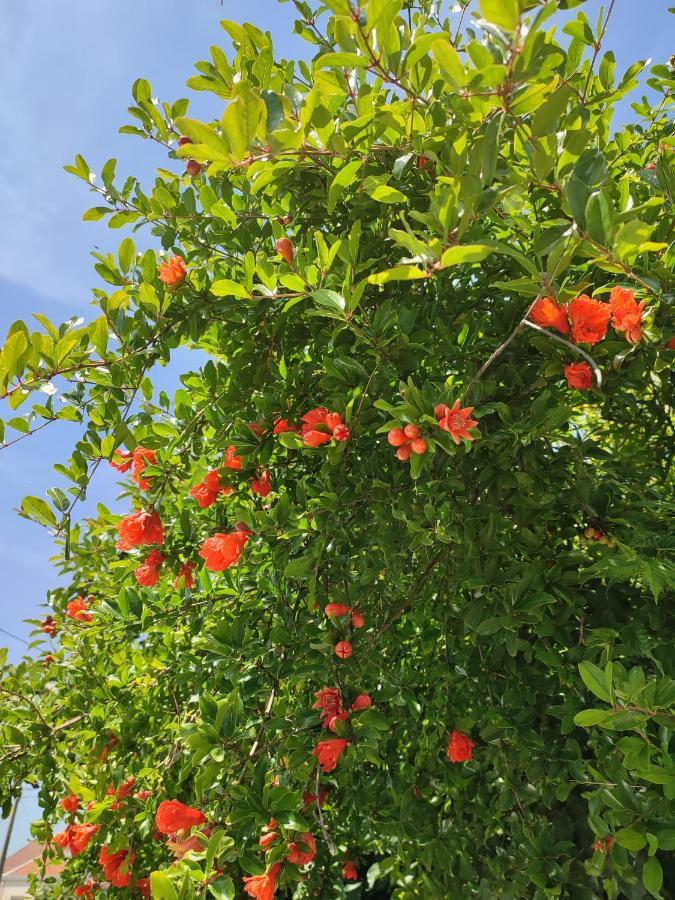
335,641,352,659
158,256,186,289
609,286,645,344
313,738,348,773
131,447,156,491
667,337,675,350
99,845,134,888
41,615,58,636
55,823,100,857
273,417,297,434
342,860,359,881
199,531,248,572
259,831,278,852
529,297,570,334
352,693,372,711
325,603,350,618
155,800,207,836
74,883,99,897
190,469,233,508
243,862,282,900
223,445,243,470
60,794,80,815
66,596,93,623
564,362,593,390
435,401,479,445
301,408,349,446
276,237,294,264
287,831,316,867
136,877,151,898
174,562,196,590
116,509,164,551
135,550,165,587
568,294,610,344
350,610,365,629
109,449,133,473
251,469,272,497
447,729,474,763
313,687,347,731
116,776,137,799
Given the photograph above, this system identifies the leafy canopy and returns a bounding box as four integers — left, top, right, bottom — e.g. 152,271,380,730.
0,1,674,898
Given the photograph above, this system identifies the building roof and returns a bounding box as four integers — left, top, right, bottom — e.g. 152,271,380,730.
2,842,63,879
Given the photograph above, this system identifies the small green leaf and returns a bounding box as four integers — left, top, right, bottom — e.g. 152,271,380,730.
578,661,611,702
574,709,611,727
150,871,178,900
328,160,363,215
368,266,428,285
211,280,250,299
480,0,519,32
440,244,494,268
431,40,466,88
643,857,663,896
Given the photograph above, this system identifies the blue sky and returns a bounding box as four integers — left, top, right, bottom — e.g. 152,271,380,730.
0,0,671,857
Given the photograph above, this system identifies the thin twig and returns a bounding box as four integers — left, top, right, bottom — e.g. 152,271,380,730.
523,321,602,387
315,763,337,856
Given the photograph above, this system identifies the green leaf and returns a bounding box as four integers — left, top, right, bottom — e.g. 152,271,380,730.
440,244,494,268
315,52,368,70
208,877,235,900
574,709,611,727
118,237,136,274
312,290,346,313
431,40,466,88
328,160,363,215
211,279,250,299
369,184,407,204
578,661,611,702
21,496,57,528
368,266,428,284
150,871,178,900
220,83,267,161
643,857,663,896
615,828,647,850
480,0,519,32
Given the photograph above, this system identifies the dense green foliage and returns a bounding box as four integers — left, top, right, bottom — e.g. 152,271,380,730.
1,1,674,897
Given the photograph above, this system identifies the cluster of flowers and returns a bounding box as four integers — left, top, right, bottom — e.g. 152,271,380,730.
110,446,157,491
388,400,479,462
325,602,365,659
530,287,646,390
55,779,153,894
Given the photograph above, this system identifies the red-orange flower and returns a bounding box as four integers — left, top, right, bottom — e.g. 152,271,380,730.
116,510,164,551
273,417,297,434
251,469,272,497
135,550,165,587
564,362,593,390
342,860,359,881
351,693,372,711
109,449,133,473
66,596,93,623
287,831,316,867
60,794,80,815
132,447,157,491
609,286,645,344
325,603,350,618
74,883,99,897
259,831,278,852
136,877,151,898
243,862,282,900
99,845,134,888
158,256,186,289
313,687,348,731
529,297,570,334
301,408,350,446
313,738,348,773
174,562,196,590
447,729,474,763
190,469,233,509
199,531,248,572
55,823,100,857
435,401,479,445
568,294,610,344
155,800,207,836
223,445,243,470
302,788,329,811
